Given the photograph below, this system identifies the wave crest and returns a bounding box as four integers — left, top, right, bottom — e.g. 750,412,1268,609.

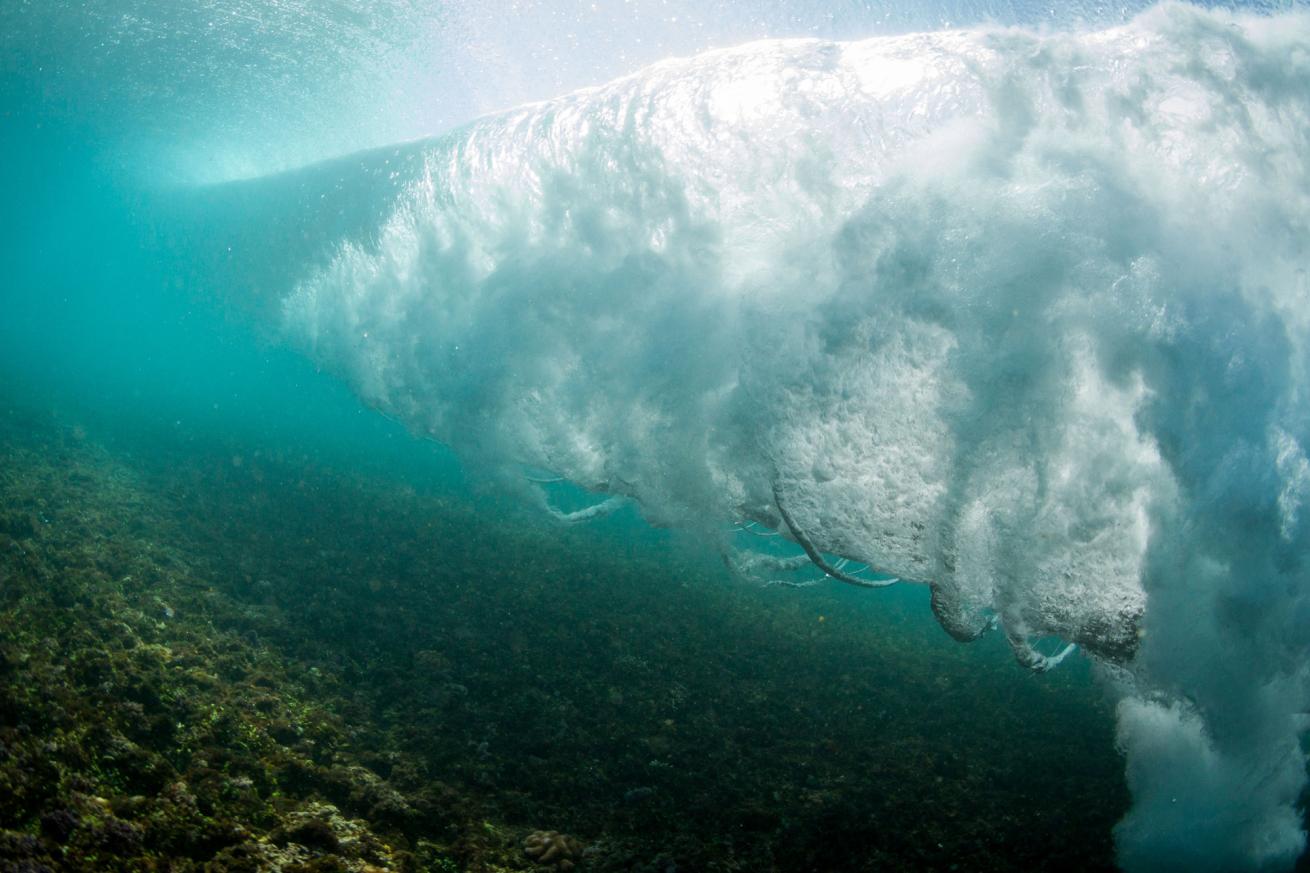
282,7,1310,870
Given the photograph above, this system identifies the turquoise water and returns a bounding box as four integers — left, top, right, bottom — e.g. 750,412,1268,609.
3,2,1310,871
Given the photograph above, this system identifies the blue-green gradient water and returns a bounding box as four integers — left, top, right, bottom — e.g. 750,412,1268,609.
3,2,1309,871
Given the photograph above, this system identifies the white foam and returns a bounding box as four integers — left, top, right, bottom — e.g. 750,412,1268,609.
281,6,1310,868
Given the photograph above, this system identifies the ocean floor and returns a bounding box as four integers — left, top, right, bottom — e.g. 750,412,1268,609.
0,401,1128,872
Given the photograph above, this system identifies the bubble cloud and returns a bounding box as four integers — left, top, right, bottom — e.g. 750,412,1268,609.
279,6,1310,869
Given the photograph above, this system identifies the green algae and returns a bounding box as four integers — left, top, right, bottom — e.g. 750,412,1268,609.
0,403,1129,872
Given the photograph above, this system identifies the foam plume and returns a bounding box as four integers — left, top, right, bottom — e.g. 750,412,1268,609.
279,7,1310,868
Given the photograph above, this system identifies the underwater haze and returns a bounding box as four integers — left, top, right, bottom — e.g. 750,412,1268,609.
3,1,1310,872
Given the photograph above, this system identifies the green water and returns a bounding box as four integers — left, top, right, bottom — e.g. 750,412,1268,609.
3,2,1309,872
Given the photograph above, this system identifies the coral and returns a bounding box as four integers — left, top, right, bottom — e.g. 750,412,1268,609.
37,808,79,844
276,818,342,854
523,830,583,870
93,816,142,853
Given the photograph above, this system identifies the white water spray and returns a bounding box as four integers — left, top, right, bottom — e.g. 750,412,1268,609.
266,5,1310,869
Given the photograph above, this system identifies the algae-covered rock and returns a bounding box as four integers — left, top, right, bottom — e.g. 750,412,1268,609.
523,830,583,870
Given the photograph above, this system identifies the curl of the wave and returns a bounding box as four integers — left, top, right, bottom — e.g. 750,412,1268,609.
281,5,1310,870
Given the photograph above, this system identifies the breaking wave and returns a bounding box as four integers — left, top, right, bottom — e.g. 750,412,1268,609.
273,5,1310,871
